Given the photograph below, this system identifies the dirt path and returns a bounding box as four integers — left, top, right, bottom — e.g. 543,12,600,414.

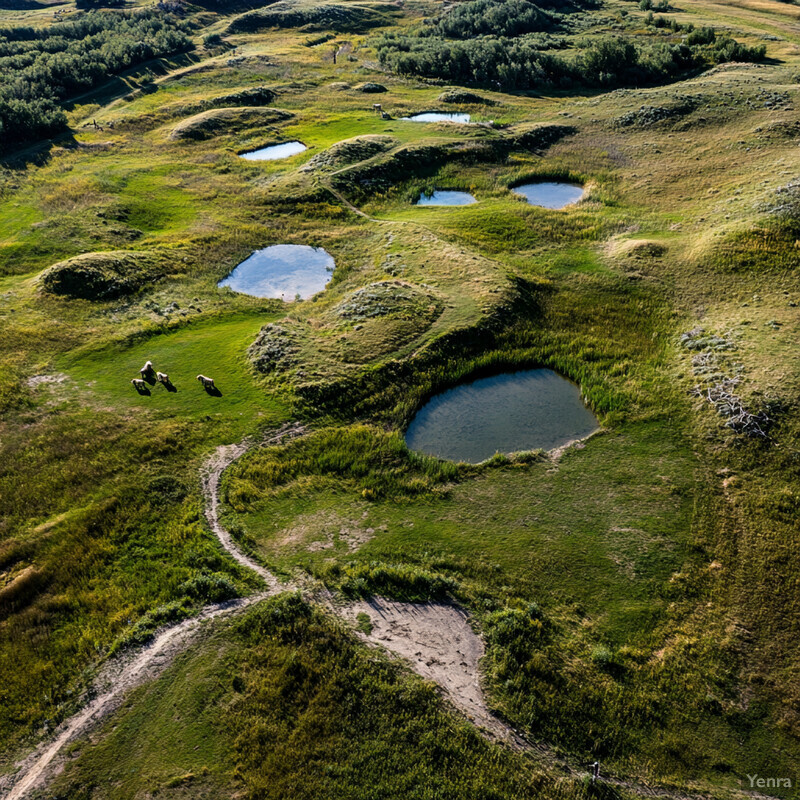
2,595,264,800
200,421,307,593
5,422,760,800
3,424,304,800
320,181,377,221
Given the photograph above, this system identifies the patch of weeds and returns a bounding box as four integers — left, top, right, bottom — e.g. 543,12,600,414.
321,560,459,602
112,599,192,653
355,611,373,634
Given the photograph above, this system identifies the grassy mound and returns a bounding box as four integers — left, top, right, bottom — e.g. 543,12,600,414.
330,125,573,197
228,1,395,34
168,107,292,141
39,250,163,300
353,81,387,93
301,135,397,172
607,239,668,260
208,86,277,108
614,100,696,128
248,323,302,374
329,281,441,326
438,89,497,106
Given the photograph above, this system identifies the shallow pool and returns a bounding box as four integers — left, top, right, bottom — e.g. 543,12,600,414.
403,112,470,123
416,190,477,206
512,182,584,209
405,369,598,463
218,244,334,300
239,141,307,161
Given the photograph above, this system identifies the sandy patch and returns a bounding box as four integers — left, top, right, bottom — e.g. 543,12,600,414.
340,597,525,747
25,373,68,389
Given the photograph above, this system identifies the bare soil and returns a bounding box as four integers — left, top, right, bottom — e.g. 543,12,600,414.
340,597,527,748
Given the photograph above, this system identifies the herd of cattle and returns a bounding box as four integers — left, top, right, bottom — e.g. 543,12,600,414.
131,360,216,393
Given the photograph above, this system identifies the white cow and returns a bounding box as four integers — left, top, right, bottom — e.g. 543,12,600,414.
140,360,154,378
131,378,147,390
156,371,170,384
196,374,215,389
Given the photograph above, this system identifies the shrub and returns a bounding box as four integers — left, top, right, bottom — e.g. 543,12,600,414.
203,32,224,48
353,82,387,93
179,572,239,602
485,604,550,667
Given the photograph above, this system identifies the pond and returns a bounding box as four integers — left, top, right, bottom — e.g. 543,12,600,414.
404,369,599,463
512,181,584,209
403,112,471,123
239,141,307,161
218,244,334,300
416,190,477,206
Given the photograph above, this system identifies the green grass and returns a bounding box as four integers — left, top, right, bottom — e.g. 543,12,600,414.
46,596,588,800
1,0,800,795
63,314,290,436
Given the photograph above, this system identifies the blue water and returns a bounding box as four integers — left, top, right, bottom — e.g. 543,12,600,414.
512,182,584,209
218,244,334,301
405,369,598,463
416,190,477,206
239,141,307,161
403,112,470,123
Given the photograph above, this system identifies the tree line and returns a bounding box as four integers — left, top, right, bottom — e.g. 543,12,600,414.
375,0,765,91
0,10,192,152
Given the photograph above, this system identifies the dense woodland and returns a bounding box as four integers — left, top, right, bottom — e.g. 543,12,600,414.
0,10,192,151
375,0,765,89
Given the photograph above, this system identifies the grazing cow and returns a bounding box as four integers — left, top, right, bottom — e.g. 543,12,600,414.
196,374,215,389
131,378,147,390
156,371,169,384
140,360,154,378
373,103,382,114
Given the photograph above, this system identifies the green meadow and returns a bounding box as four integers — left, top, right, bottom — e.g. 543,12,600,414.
1,0,799,796
64,314,288,434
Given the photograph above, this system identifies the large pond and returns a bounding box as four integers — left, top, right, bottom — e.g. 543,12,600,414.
416,190,477,206
403,112,470,123
239,141,307,161
405,369,599,463
218,244,334,300
512,182,584,209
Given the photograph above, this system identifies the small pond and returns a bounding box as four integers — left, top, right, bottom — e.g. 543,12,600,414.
404,369,599,463
512,182,584,209
403,112,471,124
416,190,477,206
239,141,307,161
218,244,334,300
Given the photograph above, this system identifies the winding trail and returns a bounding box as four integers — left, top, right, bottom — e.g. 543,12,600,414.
3,422,769,800
2,595,263,800
3,424,303,800
200,422,307,593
